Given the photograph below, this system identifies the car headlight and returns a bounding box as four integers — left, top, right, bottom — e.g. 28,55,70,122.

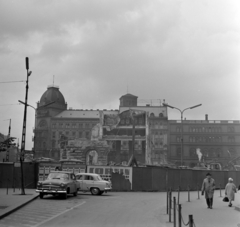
60,183,66,188
37,182,42,187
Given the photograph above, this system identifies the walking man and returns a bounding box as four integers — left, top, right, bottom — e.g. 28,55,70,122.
201,173,215,209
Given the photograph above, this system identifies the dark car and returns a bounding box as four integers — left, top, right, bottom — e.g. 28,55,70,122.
36,171,80,199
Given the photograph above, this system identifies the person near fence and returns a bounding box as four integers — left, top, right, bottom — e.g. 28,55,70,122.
201,173,215,209
225,178,237,207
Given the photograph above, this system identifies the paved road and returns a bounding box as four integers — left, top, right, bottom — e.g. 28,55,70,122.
0,191,239,227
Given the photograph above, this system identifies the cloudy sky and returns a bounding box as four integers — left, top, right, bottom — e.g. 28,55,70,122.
0,0,240,150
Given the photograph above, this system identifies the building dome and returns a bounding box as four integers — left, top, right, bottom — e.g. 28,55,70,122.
39,86,66,106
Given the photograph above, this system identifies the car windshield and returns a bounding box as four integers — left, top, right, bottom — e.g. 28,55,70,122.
95,175,103,181
47,173,69,180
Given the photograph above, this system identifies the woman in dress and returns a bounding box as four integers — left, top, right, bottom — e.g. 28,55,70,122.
225,178,237,207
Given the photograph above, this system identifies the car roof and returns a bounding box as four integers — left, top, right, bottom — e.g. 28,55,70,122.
75,173,99,176
50,171,72,174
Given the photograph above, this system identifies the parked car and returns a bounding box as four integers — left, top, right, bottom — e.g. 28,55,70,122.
36,171,80,199
75,173,112,195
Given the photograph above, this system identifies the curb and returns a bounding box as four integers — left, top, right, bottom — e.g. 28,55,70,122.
0,194,39,220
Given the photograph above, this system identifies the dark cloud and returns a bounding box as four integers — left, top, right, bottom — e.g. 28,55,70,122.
0,0,240,149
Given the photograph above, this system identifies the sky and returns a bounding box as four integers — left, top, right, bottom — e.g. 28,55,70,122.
0,0,240,150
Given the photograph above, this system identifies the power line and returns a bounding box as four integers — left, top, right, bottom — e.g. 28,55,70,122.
0,104,20,106
0,80,25,84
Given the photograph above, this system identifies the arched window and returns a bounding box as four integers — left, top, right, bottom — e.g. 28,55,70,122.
176,127,181,133
150,113,155,117
176,147,181,157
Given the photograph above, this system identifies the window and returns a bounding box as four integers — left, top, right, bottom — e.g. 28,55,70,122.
85,123,89,128
66,123,70,128
66,131,69,136
52,131,56,139
176,127,181,133
79,123,83,128
79,131,82,138
177,137,181,142
84,175,94,180
72,131,76,137
72,123,77,128
52,123,56,128
86,131,90,139
59,123,64,128
228,136,235,143
228,126,235,133
176,147,181,157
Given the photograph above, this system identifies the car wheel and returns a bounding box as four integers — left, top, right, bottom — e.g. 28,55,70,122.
90,187,100,195
73,189,78,197
62,193,67,200
39,193,44,199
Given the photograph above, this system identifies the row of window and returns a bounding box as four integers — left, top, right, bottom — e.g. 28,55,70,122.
119,118,145,125
176,136,235,143
174,147,236,158
52,131,91,139
52,122,97,129
176,126,235,133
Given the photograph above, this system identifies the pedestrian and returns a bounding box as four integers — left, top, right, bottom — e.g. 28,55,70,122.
201,172,215,209
225,178,237,207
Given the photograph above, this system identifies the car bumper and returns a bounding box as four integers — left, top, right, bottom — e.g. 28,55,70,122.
36,189,67,194
104,187,112,191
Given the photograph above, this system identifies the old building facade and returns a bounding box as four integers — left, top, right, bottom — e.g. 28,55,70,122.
33,85,240,168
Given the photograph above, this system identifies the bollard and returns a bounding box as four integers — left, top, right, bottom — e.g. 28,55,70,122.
178,204,182,227
173,197,176,227
188,185,190,202
166,190,169,214
178,186,180,205
189,214,194,227
169,190,172,222
220,184,222,197
197,184,200,199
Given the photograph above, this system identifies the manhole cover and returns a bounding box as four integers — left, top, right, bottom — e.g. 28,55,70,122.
0,206,8,209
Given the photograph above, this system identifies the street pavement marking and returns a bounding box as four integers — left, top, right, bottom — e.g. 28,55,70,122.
32,201,86,227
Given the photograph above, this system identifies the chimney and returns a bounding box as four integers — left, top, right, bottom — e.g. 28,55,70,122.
205,114,208,121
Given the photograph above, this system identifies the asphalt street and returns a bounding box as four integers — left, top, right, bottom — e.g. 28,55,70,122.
0,191,239,227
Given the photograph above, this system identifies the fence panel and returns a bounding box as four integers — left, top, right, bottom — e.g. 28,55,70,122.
151,167,167,191
132,167,152,191
0,163,13,187
227,171,240,188
167,169,181,191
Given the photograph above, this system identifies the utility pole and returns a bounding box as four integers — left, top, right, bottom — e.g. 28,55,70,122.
20,57,32,195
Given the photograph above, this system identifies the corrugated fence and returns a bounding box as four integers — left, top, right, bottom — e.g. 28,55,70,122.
0,163,239,191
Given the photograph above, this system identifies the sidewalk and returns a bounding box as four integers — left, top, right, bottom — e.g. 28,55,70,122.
161,189,240,227
0,188,39,219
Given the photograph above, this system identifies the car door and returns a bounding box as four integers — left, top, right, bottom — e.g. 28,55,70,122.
76,174,85,190
71,174,77,192
83,175,95,190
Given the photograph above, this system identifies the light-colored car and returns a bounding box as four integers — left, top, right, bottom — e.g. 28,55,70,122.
75,173,112,195
36,171,80,199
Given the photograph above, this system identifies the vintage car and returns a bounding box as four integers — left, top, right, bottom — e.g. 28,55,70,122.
75,173,112,195
36,171,80,199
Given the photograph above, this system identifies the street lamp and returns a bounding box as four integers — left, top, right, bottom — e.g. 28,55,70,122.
163,103,202,166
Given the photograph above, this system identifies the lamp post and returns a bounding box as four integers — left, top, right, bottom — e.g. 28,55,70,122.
163,103,202,166
20,57,31,195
